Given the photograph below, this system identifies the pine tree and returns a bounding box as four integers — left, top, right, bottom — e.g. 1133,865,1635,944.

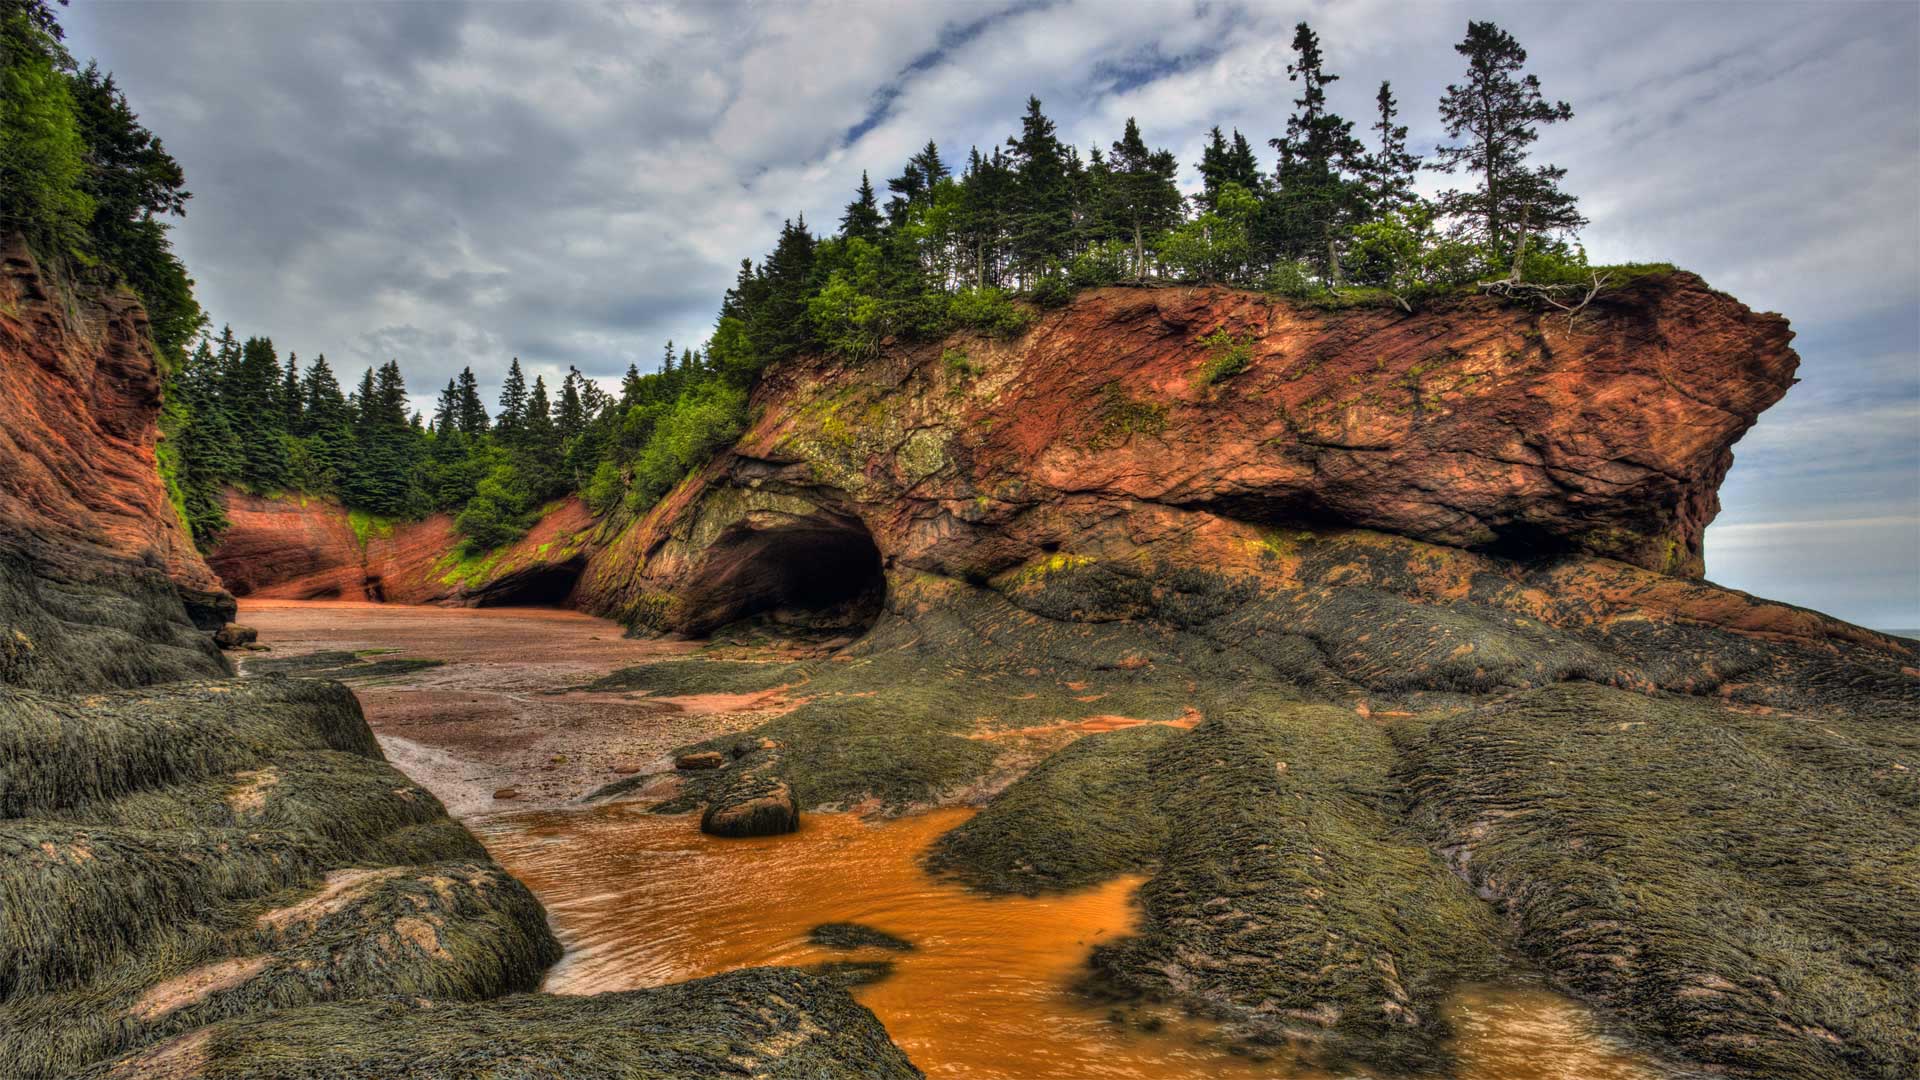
840,171,883,242
747,218,818,362
300,354,347,432
232,335,291,488
557,367,586,443
1004,97,1073,285
1432,21,1583,263
432,378,460,435
1269,21,1367,280
1196,127,1231,213
1364,81,1420,211
455,366,488,434
281,353,303,434
496,358,528,442
1105,117,1183,281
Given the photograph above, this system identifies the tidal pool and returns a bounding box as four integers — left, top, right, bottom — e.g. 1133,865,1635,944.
476,803,1681,1080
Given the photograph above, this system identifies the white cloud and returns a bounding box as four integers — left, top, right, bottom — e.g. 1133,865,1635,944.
59,0,1920,625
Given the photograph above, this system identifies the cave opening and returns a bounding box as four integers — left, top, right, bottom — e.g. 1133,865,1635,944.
471,557,587,608
681,514,885,638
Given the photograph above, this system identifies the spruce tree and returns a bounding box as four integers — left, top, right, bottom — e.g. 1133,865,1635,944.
1269,21,1367,281
840,171,883,242
1364,81,1420,211
1004,97,1073,285
1105,117,1183,281
455,366,488,434
432,378,460,435
747,218,818,362
1432,21,1583,262
281,353,303,434
496,358,528,443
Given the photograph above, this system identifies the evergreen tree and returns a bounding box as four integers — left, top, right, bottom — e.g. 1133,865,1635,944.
1432,21,1583,263
1004,97,1073,284
455,366,488,434
300,354,347,432
496,357,528,442
231,335,291,488
1104,117,1183,281
840,171,883,242
281,352,303,433
1364,81,1420,211
745,218,818,363
432,378,460,435
557,367,587,444
1269,21,1367,280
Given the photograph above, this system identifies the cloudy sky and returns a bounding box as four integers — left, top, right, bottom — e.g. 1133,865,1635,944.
63,0,1919,627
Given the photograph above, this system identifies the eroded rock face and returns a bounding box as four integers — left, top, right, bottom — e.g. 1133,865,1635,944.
580,274,1796,637
0,236,232,689
579,278,1915,1079
208,490,595,606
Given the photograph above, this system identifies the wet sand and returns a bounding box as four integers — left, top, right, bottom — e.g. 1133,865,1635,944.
236,600,785,815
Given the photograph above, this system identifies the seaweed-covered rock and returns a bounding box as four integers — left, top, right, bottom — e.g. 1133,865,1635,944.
0,677,564,1076
701,749,800,837
212,624,257,649
76,967,920,1079
1397,682,1920,1080
810,922,915,952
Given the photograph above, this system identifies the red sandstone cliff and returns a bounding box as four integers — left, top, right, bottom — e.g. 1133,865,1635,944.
209,491,595,606
574,274,1838,641
0,235,231,688
0,237,226,611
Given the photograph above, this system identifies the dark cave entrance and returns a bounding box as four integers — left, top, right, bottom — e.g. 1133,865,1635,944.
470,556,588,608
680,514,885,638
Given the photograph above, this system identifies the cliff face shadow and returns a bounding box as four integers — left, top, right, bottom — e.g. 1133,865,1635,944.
677,514,885,637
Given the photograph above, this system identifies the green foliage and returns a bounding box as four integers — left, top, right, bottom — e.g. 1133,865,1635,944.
946,285,1029,338
1261,258,1320,299
624,382,747,513
1195,328,1254,385
941,348,978,381
1027,272,1076,309
1089,382,1168,448
1346,202,1484,310
0,8,91,255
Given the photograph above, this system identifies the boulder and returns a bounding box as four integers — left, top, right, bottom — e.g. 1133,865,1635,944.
674,750,726,771
213,624,258,649
700,751,798,838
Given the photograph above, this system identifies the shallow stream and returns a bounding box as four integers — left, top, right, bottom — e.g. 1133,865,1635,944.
240,600,1685,1079
478,802,1679,1080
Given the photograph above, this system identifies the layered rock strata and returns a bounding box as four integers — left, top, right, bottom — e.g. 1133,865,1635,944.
582,276,1917,1079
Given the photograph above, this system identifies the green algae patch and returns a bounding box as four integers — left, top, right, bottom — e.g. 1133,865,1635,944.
1397,681,1920,1080
71,967,919,1080
0,677,561,1077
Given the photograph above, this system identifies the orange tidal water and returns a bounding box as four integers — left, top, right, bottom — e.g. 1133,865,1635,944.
476,804,1678,1080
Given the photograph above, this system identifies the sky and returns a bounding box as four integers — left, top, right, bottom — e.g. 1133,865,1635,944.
62,0,1920,628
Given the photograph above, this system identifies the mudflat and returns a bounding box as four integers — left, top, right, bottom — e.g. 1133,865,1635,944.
236,600,789,815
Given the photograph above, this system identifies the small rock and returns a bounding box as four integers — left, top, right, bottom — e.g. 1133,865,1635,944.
675,750,727,771
213,624,258,649
732,737,782,759
492,787,519,800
